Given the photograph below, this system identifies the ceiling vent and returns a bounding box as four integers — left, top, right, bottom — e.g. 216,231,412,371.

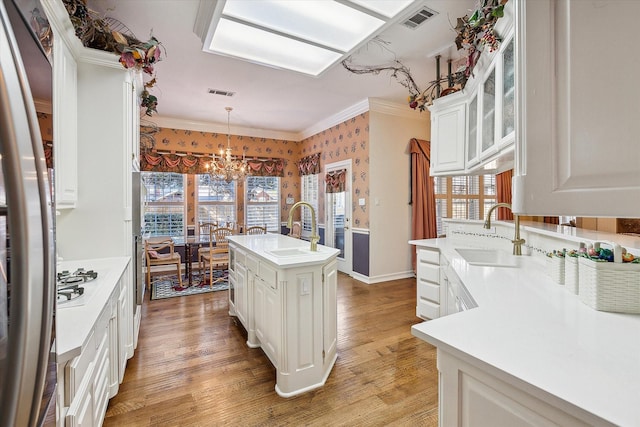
401,7,438,30
208,88,235,97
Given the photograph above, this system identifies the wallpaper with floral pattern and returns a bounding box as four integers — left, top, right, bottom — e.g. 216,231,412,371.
149,127,300,225
36,111,371,229
300,112,370,229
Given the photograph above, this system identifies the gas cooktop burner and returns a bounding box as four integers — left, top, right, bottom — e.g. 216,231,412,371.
57,268,98,303
57,268,98,285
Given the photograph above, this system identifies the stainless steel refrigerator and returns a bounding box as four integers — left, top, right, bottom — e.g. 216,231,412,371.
0,0,56,425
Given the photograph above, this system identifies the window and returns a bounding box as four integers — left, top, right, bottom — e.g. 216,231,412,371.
196,174,236,225
434,175,496,236
245,176,280,232
141,172,185,237
300,174,319,235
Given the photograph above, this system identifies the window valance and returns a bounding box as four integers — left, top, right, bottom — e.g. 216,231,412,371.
140,150,285,177
297,152,321,176
325,169,346,193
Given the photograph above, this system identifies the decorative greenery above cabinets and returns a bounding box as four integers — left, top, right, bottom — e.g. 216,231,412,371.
62,0,163,115
429,0,515,177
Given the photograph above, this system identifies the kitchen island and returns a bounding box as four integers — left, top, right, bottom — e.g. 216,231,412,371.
226,234,340,397
410,221,640,426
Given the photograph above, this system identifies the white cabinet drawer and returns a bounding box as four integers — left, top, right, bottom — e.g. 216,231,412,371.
246,254,259,273
417,262,439,283
417,299,439,320
418,248,439,264
65,330,96,405
418,281,440,303
234,248,246,268
259,262,277,286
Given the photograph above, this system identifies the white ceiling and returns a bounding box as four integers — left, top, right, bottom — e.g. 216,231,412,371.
89,0,474,138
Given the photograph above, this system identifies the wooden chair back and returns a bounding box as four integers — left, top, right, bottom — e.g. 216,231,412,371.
245,226,267,235
211,227,234,250
144,237,183,288
289,221,302,239
199,222,217,237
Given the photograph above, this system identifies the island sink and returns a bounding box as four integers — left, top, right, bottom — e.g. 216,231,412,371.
267,248,312,257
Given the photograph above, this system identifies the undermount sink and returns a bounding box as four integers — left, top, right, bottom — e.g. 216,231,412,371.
455,248,519,267
266,248,314,257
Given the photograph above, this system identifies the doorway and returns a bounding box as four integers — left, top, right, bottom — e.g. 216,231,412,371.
325,160,352,275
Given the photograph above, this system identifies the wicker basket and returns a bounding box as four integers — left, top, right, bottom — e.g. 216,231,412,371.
564,256,579,294
551,255,565,285
578,257,640,314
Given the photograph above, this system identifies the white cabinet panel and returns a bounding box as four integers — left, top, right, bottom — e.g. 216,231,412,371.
52,34,77,209
431,102,466,174
438,349,598,427
513,0,640,216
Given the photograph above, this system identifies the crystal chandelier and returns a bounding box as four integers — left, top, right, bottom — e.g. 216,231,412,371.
206,107,248,183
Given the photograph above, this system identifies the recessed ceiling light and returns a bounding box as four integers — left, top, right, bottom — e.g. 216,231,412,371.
195,0,421,77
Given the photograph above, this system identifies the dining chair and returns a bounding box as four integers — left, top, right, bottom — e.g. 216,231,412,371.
144,237,183,289
199,227,234,287
199,221,217,237
245,225,267,235
289,221,302,239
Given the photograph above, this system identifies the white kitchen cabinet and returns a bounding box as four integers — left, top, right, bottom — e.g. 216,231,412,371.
466,94,479,167
65,363,94,427
253,263,280,365
117,285,128,383
512,0,640,217
49,9,78,209
415,247,441,320
437,349,609,426
441,265,471,316
107,295,119,398
64,300,111,427
235,261,248,331
430,99,466,174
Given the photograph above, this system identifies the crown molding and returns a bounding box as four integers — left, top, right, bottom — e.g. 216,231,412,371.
149,115,300,142
368,97,428,120
299,99,370,140
34,99,52,114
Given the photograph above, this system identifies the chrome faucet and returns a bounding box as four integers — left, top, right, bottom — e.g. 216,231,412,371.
484,203,525,256
287,201,320,251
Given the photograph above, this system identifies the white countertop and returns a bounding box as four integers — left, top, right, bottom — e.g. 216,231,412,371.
56,257,130,363
410,238,640,426
227,234,339,267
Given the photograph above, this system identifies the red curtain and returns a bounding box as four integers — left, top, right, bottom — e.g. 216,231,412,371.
495,169,514,220
140,150,284,177
297,153,321,176
410,138,437,270
325,169,346,193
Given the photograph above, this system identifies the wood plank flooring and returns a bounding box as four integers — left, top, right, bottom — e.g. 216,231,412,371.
104,274,438,426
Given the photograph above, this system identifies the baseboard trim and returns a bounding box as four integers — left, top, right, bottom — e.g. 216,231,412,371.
350,270,415,284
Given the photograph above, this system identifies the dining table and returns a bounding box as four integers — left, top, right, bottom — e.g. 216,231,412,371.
171,234,214,287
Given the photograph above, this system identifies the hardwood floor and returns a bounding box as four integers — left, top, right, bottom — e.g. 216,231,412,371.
104,274,438,426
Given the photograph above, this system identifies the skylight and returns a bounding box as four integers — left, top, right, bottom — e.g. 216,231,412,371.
198,0,418,76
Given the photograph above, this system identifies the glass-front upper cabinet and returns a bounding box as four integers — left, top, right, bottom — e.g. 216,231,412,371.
480,66,496,157
467,95,478,165
500,37,515,145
